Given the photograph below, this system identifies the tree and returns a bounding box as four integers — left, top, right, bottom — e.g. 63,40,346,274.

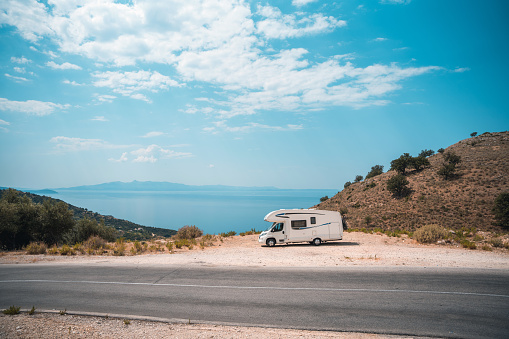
390,153,412,174
366,165,384,179
437,148,445,154
387,174,410,197
470,132,478,137
438,151,462,180
344,181,352,189
320,196,329,202
409,156,430,171
354,175,363,183
493,193,509,228
418,149,435,158
40,200,75,245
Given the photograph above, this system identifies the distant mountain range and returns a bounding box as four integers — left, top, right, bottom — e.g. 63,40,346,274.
55,181,283,192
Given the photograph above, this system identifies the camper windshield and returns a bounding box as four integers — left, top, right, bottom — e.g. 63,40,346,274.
266,223,276,231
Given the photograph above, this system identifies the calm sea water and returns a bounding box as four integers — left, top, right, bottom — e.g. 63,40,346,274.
45,190,338,235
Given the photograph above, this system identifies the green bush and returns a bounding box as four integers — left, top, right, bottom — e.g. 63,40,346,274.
25,242,47,255
220,231,236,237
320,196,329,202
490,238,504,248
366,165,384,179
387,174,410,197
176,225,203,240
59,244,75,255
3,305,21,315
461,239,477,250
413,224,448,244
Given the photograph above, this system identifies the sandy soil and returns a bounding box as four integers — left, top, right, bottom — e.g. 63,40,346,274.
1,232,507,338
2,232,508,269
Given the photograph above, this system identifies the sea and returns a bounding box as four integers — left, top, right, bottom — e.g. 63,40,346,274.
43,189,338,235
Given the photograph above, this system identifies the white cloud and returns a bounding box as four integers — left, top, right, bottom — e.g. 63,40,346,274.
91,116,108,122
141,131,164,138
0,119,10,125
109,152,128,162
63,79,83,86
0,98,70,116
380,0,411,4
292,0,317,7
205,120,303,133
5,73,29,82
10,56,31,64
46,61,82,70
94,94,117,103
453,67,470,73
131,144,192,162
256,5,346,39
373,37,388,42
1,0,440,116
50,136,123,152
92,70,180,102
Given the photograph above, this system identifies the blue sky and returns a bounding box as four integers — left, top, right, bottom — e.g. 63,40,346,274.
0,0,508,190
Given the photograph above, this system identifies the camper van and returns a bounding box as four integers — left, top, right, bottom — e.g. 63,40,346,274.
259,209,343,247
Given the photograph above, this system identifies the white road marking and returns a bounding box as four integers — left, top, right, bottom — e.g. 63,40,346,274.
1,279,508,299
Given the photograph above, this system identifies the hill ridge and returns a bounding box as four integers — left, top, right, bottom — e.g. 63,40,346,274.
316,131,509,232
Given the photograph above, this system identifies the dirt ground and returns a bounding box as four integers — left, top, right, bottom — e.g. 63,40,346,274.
1,232,507,338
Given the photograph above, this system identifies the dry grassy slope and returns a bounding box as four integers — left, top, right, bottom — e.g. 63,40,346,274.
315,131,509,232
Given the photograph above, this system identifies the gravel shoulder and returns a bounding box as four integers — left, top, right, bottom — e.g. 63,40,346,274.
1,232,507,338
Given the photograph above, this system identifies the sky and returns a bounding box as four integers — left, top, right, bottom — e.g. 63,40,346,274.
0,0,508,190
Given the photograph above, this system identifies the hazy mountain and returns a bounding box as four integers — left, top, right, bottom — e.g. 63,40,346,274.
57,180,281,192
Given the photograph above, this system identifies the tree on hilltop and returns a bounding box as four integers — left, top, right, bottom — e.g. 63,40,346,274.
366,165,384,179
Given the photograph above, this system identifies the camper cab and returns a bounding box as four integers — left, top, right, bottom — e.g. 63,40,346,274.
259,209,343,247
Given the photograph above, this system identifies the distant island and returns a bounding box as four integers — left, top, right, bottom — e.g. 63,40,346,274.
55,181,294,192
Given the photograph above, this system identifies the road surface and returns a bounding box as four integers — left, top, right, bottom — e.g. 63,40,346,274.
1,264,508,338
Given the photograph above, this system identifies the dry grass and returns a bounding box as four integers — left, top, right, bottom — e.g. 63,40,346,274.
317,131,509,234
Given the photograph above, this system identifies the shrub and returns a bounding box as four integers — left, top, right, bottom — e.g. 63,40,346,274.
470,132,477,137
48,245,59,255
490,238,504,248
409,156,430,171
220,231,236,237
320,196,329,202
461,239,477,250
59,244,75,255
344,181,352,189
83,235,106,253
176,225,203,240
3,306,21,315
166,242,174,252
366,165,384,179
492,193,509,228
387,174,410,197
354,175,363,183
28,306,36,315
413,224,448,244
437,148,445,154
25,242,47,255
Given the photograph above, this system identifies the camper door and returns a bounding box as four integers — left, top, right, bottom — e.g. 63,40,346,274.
270,222,286,243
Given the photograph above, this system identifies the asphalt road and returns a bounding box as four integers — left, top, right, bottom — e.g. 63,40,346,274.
1,264,508,338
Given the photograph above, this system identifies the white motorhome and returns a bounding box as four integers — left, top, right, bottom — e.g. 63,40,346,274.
258,209,343,247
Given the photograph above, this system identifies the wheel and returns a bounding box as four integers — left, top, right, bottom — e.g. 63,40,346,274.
266,238,276,247
312,238,321,246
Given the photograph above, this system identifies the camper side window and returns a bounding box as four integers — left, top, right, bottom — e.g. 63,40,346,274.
310,217,316,224
272,223,284,232
291,220,307,229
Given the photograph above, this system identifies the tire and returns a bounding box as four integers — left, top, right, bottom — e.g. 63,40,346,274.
312,238,321,246
266,238,276,247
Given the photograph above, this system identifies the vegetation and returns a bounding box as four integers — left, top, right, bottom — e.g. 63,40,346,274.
413,224,448,244
220,230,237,237
365,165,384,179
3,306,21,315
438,151,462,180
492,193,509,228
176,225,203,240
0,188,176,242
320,196,329,202
354,175,363,183
470,132,478,137
387,174,410,197
28,306,36,315
344,181,352,189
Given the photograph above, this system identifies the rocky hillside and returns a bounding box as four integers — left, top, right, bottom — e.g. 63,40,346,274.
316,131,509,233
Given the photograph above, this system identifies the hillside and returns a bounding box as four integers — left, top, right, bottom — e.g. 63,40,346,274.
316,131,509,233
0,189,176,240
